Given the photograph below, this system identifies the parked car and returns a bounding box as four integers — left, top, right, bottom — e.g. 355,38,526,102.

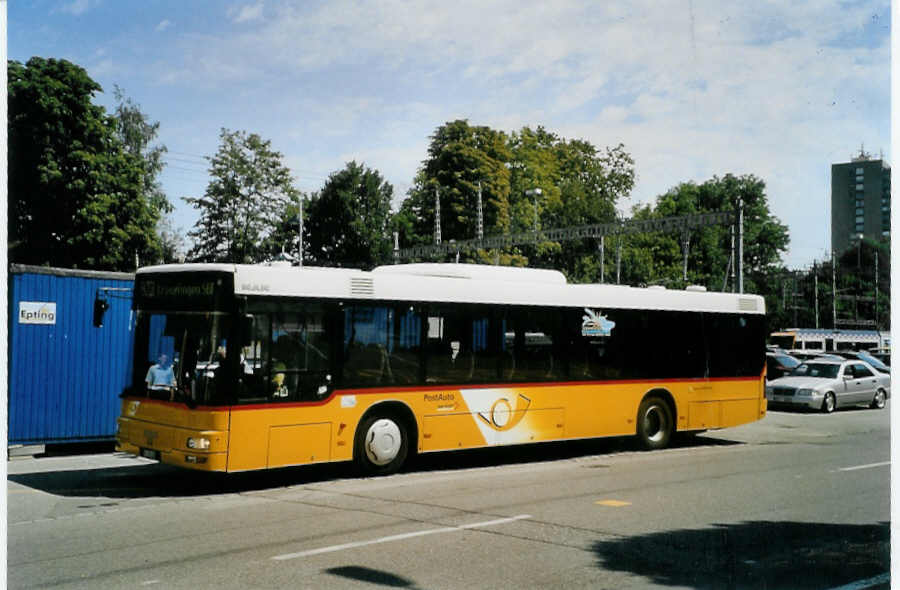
788,350,840,362
867,348,891,366
828,350,891,374
766,359,890,413
766,352,800,381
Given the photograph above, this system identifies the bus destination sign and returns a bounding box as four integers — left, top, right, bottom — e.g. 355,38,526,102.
135,272,233,311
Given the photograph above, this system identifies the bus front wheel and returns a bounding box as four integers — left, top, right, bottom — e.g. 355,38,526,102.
637,396,673,450
354,413,409,476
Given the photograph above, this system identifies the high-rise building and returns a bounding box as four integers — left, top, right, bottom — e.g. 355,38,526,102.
831,149,891,255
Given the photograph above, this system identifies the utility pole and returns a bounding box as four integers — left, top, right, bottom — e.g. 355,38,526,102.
615,234,622,285
476,181,484,241
722,224,734,292
874,250,879,330
434,187,441,246
832,251,837,329
525,188,542,240
598,236,605,283
297,194,304,266
729,224,736,292
814,263,819,329
792,274,798,327
736,198,744,293
680,230,690,282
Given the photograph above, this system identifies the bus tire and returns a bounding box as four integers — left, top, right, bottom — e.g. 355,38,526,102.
636,396,673,450
821,392,836,414
354,413,409,476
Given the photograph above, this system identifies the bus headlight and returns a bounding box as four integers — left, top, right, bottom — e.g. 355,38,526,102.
186,437,211,450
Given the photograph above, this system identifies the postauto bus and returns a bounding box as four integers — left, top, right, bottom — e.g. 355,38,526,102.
116,263,767,474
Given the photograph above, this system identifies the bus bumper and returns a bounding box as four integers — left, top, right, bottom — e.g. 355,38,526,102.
116,439,228,471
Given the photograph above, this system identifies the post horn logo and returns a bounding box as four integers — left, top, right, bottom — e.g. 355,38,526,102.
477,394,532,431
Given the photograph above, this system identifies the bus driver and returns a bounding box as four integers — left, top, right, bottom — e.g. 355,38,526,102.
146,353,176,400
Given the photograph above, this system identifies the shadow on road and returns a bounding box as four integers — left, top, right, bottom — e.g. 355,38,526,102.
411,432,738,474
592,520,889,589
8,433,741,499
324,566,422,589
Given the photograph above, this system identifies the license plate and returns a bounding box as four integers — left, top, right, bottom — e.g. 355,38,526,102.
140,448,160,460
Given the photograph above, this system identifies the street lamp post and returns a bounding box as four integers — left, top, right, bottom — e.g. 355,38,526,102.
525,188,542,236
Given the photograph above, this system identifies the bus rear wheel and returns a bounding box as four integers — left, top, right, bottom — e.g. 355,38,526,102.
354,413,409,476
637,396,673,450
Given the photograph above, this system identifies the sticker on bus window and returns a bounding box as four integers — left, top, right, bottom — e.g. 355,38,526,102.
581,309,615,337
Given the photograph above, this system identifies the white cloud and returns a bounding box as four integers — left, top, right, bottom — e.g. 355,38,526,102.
155,20,173,33
77,0,888,268
59,0,101,16
228,2,265,24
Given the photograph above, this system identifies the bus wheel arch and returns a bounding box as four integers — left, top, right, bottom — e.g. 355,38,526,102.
636,389,675,450
353,402,418,476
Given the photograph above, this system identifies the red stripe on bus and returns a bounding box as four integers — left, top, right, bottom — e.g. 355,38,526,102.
122,373,763,413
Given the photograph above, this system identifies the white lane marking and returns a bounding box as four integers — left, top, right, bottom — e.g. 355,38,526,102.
271,514,532,561
837,461,890,472
825,572,890,590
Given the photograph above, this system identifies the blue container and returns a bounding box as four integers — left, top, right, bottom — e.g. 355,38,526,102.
9,265,135,444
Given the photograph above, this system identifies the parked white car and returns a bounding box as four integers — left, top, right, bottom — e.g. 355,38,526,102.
765,359,890,413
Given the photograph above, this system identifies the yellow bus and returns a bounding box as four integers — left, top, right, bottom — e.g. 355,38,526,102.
116,263,767,474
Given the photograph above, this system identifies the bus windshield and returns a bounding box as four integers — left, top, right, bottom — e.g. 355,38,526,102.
133,311,235,405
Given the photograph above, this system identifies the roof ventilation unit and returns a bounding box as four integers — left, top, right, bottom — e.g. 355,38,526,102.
350,277,375,296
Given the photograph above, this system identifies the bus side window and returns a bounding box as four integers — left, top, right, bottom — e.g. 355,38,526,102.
501,307,561,382
424,305,496,385
271,308,332,400
706,313,764,378
343,306,392,387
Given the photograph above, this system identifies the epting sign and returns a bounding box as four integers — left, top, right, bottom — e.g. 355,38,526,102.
19,302,57,325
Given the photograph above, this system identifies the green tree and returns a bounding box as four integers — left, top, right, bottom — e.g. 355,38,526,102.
507,127,634,278
186,129,298,263
623,174,790,296
398,120,514,262
8,57,161,270
157,214,187,263
304,161,394,268
397,121,635,273
112,86,170,217
260,198,306,263
833,238,891,330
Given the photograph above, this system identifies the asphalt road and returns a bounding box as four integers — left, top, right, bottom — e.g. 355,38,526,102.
8,404,891,589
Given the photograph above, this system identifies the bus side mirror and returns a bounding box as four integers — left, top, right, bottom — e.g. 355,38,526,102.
93,296,110,327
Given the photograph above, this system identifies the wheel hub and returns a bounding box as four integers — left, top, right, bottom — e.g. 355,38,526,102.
644,407,666,443
365,419,402,466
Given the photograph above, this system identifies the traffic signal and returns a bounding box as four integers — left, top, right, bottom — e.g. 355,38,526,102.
93,296,110,327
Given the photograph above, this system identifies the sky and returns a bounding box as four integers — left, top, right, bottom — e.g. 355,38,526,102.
8,0,892,269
